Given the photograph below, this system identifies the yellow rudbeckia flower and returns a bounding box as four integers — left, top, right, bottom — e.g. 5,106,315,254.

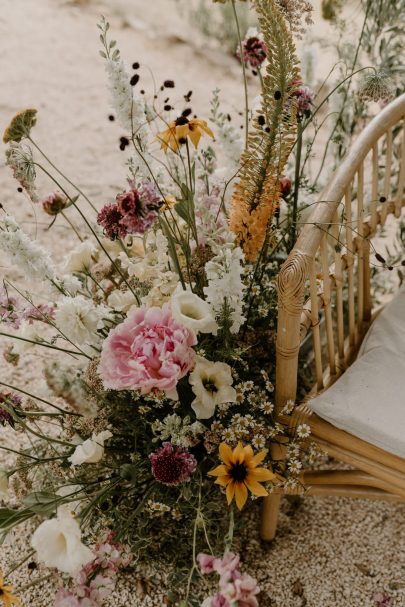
157,117,214,153
0,570,21,607
208,442,277,510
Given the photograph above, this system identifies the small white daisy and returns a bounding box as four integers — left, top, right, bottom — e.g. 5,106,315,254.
260,401,274,415
297,423,311,438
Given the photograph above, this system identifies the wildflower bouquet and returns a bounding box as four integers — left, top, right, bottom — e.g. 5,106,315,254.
0,0,320,604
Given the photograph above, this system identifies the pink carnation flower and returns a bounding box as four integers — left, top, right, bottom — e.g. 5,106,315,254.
98,305,197,398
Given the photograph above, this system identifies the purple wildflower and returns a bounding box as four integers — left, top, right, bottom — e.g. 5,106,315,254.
374,593,393,607
236,37,267,68
149,442,197,486
42,192,69,216
0,392,22,428
23,302,55,324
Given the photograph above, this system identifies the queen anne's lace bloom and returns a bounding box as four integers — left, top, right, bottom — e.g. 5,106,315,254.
5,141,39,202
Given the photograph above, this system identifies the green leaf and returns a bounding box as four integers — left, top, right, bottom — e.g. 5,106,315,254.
23,491,59,515
99,51,107,59
0,507,33,528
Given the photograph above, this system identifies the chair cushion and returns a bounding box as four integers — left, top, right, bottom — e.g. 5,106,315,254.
309,283,405,458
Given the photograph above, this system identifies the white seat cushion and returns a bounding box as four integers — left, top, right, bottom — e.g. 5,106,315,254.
309,283,405,458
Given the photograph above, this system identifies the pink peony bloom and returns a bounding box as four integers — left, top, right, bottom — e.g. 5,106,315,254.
149,442,197,485
98,305,197,398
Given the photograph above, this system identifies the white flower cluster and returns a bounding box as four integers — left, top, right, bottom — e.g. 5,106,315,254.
5,142,39,203
120,230,179,306
55,295,112,348
204,244,246,333
151,414,205,448
0,214,56,283
105,58,146,141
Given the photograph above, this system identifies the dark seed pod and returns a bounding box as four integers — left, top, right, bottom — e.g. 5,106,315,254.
130,74,140,86
274,90,282,100
164,80,175,88
375,253,386,264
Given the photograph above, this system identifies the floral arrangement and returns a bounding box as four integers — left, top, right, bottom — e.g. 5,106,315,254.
1,0,398,604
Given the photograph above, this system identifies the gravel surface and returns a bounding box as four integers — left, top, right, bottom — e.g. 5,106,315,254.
0,0,404,605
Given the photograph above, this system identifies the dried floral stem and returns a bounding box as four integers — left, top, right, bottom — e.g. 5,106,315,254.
231,0,249,149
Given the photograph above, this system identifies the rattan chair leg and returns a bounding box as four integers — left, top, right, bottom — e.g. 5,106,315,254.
260,494,282,541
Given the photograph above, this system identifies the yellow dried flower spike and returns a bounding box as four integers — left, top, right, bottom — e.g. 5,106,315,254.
3,108,38,144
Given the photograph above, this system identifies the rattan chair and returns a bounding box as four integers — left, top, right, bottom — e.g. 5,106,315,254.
261,93,405,541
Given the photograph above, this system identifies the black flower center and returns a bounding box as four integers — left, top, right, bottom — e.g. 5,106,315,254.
203,379,218,394
230,463,248,482
175,116,189,126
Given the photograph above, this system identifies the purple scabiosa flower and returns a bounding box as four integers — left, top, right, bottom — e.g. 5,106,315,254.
149,442,197,486
236,36,267,68
23,302,55,324
0,392,22,428
97,181,161,240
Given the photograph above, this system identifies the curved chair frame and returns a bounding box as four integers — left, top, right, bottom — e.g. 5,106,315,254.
261,93,405,541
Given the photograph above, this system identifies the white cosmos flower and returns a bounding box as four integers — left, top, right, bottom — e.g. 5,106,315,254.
189,356,237,419
31,511,93,575
0,470,9,500
68,430,113,466
170,289,218,335
64,240,97,273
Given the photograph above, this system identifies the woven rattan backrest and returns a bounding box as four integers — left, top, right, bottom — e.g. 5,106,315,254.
276,93,405,411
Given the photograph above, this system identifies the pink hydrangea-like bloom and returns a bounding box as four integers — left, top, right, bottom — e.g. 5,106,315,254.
54,590,82,607
211,594,231,607
97,181,161,240
149,442,197,485
236,37,267,68
198,553,218,574
98,304,197,398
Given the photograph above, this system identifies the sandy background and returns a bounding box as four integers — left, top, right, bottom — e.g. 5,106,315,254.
0,0,404,605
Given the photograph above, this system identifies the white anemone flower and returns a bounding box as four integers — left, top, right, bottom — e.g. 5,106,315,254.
64,240,97,273
31,511,93,575
189,356,236,419
68,430,113,466
170,289,218,335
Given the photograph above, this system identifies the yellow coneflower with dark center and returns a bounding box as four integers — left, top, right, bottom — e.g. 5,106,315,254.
0,571,21,607
208,442,277,510
157,116,214,153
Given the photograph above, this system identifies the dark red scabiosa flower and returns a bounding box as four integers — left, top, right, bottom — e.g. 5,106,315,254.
97,181,161,240
236,36,267,68
149,442,197,486
0,392,22,428
97,202,127,240
288,79,315,117
279,176,292,197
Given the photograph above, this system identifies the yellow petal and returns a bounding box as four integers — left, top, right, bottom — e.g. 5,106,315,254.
250,467,276,482
249,449,268,467
208,464,229,477
233,442,244,464
187,127,202,149
226,480,236,505
244,477,269,497
219,443,233,466
215,474,232,487
242,444,254,461
193,119,214,139
234,482,248,510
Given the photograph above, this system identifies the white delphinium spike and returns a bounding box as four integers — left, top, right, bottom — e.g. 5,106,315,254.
204,243,246,334
210,88,243,169
0,214,56,283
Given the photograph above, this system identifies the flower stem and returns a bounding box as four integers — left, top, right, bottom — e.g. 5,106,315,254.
231,0,249,149
289,120,303,251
